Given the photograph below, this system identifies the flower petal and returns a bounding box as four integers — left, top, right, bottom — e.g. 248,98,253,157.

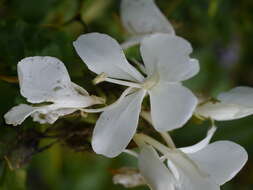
140,33,199,82
4,97,101,126
18,56,103,109
139,145,175,190
4,104,38,126
4,103,78,125
54,91,104,109
73,33,144,82
218,86,253,107
120,0,174,35
31,107,77,124
180,126,217,154
183,58,200,81
187,141,248,185
92,90,146,157
195,102,253,121
167,150,220,190
18,56,74,103
195,86,253,121
149,82,197,131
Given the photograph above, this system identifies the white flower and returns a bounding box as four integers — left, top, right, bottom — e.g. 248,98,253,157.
195,86,253,121
112,167,146,188
137,127,248,190
120,0,175,49
4,56,104,126
73,32,199,157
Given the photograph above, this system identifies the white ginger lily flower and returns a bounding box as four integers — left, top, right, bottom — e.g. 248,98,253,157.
195,86,253,121
120,0,175,49
136,127,248,190
4,56,104,126
112,167,146,188
73,32,199,157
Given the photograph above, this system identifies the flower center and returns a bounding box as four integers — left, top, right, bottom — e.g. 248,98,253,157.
142,72,159,90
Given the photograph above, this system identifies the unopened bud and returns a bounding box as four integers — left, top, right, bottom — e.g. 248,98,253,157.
112,168,145,188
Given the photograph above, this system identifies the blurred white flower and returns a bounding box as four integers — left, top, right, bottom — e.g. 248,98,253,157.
195,86,253,121
4,56,104,126
136,127,248,190
73,32,199,157
112,167,145,188
120,0,175,49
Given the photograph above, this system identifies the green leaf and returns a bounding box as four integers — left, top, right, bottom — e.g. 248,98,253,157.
43,0,79,26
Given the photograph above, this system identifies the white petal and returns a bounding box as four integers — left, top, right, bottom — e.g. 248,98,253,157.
54,91,104,108
5,97,101,126
149,82,197,131
64,83,105,107
167,150,220,190
218,86,253,107
140,33,199,82
73,33,144,82
4,103,78,125
18,56,73,103
31,107,77,124
188,141,248,185
121,0,175,35
195,86,253,121
92,90,146,158
5,84,102,126
180,126,217,154
4,104,38,126
18,56,103,112
183,59,200,81
30,92,104,124
195,101,253,121
139,146,175,190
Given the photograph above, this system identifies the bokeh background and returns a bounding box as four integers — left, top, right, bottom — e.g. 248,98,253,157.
0,0,253,189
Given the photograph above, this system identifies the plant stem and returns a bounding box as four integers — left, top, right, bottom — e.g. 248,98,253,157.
159,132,176,149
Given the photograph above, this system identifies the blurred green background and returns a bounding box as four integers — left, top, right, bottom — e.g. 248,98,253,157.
0,0,253,189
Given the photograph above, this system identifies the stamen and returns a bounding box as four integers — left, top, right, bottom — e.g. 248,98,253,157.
131,59,147,75
140,111,152,125
159,155,167,162
160,132,176,149
123,149,139,158
134,133,172,155
93,72,108,84
210,118,215,127
82,87,133,113
105,78,142,88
